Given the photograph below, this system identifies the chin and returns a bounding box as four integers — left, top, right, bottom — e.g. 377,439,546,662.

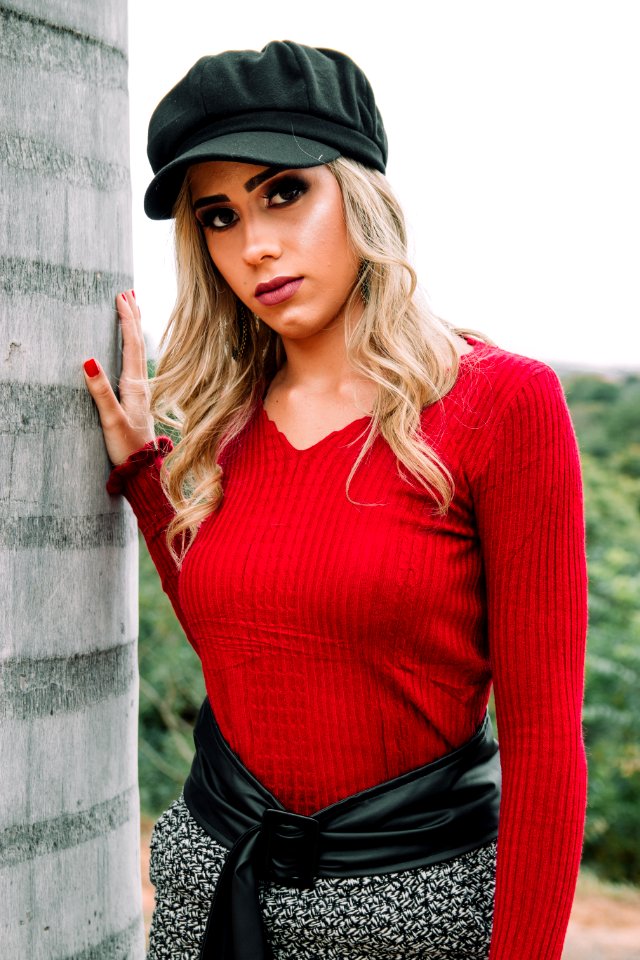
267,312,329,336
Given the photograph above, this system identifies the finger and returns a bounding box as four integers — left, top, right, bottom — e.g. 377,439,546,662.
83,357,126,431
117,290,143,340
121,288,142,323
117,291,147,382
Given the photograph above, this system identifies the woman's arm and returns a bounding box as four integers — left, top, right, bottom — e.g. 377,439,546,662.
473,365,588,959
83,292,198,654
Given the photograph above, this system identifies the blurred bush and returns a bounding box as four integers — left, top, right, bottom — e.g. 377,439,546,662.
138,538,204,815
566,374,640,884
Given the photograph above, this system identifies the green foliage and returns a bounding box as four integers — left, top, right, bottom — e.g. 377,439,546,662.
564,374,640,883
565,374,640,461
138,534,204,816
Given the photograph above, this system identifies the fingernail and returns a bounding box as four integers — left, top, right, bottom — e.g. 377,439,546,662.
132,289,136,299
84,358,99,378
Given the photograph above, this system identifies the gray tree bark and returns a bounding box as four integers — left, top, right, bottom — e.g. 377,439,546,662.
0,2,144,956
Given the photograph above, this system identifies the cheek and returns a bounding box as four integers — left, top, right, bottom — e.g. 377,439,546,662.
295,199,357,274
204,240,241,292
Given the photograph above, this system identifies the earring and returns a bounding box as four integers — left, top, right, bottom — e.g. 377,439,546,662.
231,306,249,361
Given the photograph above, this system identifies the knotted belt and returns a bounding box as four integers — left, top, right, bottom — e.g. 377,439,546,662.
183,697,501,960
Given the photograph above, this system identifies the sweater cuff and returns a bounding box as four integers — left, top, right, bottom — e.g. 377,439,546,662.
106,436,174,495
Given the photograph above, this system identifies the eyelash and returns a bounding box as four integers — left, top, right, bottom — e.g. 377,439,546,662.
197,176,309,231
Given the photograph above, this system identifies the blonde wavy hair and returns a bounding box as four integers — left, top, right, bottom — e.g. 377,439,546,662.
151,156,486,562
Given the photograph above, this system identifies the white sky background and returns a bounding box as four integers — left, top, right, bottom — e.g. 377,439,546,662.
127,1,639,370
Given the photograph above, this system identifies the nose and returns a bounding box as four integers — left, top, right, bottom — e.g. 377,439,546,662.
241,212,282,266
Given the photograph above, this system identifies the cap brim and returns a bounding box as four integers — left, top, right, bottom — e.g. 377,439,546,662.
144,131,340,220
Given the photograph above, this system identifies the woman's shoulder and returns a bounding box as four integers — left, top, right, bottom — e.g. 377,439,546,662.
459,336,558,385
422,337,570,465
453,336,564,418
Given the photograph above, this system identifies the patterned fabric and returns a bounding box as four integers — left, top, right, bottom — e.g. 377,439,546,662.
147,794,496,960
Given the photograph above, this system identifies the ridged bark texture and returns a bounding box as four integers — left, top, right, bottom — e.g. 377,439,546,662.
0,2,144,956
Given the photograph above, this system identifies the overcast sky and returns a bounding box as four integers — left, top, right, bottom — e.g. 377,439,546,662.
127,1,639,371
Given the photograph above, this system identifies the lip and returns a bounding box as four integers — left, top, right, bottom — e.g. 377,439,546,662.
255,276,303,306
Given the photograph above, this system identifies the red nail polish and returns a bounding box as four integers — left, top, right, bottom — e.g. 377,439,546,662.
84,358,99,378
132,289,136,299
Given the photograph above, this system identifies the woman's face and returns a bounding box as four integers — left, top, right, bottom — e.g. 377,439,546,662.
188,161,362,342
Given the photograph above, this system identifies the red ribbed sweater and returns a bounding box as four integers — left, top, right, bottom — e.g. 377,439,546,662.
109,340,588,958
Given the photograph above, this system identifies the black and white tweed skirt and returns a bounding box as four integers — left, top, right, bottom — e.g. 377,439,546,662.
147,793,497,960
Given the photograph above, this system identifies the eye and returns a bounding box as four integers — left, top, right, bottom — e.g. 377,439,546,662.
265,176,309,207
197,207,238,231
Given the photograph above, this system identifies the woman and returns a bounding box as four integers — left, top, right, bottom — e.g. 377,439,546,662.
83,41,588,960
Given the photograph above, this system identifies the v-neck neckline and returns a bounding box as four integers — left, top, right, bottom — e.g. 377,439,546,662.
258,339,484,455
259,399,372,454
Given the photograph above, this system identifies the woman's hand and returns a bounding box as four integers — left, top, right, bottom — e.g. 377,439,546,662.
83,290,155,466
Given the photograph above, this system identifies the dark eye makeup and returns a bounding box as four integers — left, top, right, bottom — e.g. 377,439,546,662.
196,207,238,230
263,174,309,206
196,173,310,230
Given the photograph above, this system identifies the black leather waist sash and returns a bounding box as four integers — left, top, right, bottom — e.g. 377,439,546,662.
183,697,501,960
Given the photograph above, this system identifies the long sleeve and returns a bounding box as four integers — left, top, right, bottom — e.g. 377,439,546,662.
107,438,200,656
472,367,588,958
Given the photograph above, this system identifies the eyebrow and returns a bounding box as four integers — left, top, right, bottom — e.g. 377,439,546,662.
192,166,288,211
243,166,286,192
193,193,229,210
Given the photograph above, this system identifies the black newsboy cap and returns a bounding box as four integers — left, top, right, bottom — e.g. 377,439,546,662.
144,40,388,219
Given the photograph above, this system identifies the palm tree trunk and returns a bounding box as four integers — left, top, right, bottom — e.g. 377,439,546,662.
0,2,144,955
